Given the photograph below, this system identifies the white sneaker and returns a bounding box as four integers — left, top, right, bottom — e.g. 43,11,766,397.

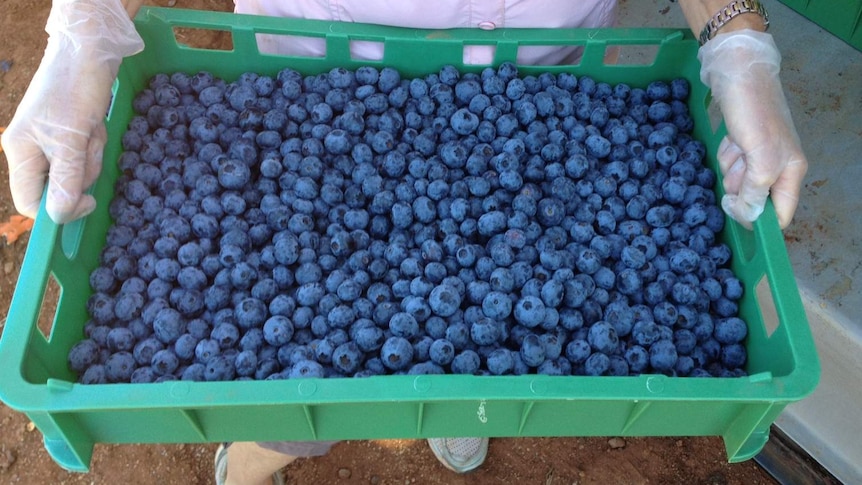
426,437,489,473
214,443,285,485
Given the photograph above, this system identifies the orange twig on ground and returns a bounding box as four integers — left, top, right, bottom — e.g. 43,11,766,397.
0,214,34,244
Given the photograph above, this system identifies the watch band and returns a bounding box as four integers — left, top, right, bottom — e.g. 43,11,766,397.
699,0,770,46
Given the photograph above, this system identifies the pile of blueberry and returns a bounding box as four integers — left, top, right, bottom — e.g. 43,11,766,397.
68,62,749,384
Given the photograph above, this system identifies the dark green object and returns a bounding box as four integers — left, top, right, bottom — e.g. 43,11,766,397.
778,0,862,51
0,7,820,473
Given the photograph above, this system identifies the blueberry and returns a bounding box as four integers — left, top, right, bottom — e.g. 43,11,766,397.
428,284,463,317
320,301,351,328
389,312,420,339
584,352,610,376
616,268,643,296
470,317,500,346
535,357,567,376
407,362,445,375
230,350,257,377
202,355,235,381
714,317,748,344
151,349,180,376
485,348,514,375
90,352,111,379
723,277,744,300
536,198,565,227
669,329,696,356
513,296,546,328
68,339,100,372
130,366,158,383
290,359,325,379
230,298,266,331
624,345,649,374
587,321,619,355
105,327,135,353
380,336,414,371
153,308,185,344
353,324,385,353
720,343,747,370
427,339,455,366
649,339,678,372
450,108,480,135
450,350,481,374
332,342,363,374
631,321,662,347
113,292,145,322
105,351,137,382
519,333,546,367
481,291,513,321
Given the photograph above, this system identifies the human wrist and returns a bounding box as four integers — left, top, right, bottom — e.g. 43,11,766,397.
697,29,783,105
119,0,145,20
680,0,769,43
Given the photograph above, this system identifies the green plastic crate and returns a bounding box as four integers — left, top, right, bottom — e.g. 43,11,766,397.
0,7,820,473
778,0,862,51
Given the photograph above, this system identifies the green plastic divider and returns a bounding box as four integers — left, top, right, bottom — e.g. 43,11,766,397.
0,7,820,473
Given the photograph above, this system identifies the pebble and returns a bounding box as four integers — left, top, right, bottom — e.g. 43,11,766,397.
4,262,13,274
0,449,16,470
369,476,380,484
608,437,627,449
338,467,351,479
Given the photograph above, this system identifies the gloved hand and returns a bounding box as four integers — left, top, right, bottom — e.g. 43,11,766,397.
1,0,143,223
698,29,808,229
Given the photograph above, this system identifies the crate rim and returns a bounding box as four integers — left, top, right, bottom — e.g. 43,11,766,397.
0,4,820,411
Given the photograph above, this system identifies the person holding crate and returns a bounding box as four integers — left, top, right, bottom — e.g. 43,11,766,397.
0,1,807,484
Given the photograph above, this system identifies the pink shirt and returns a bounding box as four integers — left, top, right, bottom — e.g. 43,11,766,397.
234,0,617,65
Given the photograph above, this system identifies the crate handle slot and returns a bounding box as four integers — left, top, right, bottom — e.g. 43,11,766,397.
172,25,233,51
0,200,59,348
35,274,62,342
139,8,694,78
607,43,660,66
726,203,820,393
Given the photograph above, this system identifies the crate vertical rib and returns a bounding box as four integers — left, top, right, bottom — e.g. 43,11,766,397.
852,3,862,40
723,403,781,462
621,400,652,434
179,409,208,441
324,34,352,67
30,411,94,473
492,41,519,65
416,402,425,435
517,401,535,435
302,405,318,440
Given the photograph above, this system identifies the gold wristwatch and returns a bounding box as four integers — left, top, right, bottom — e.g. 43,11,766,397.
699,0,770,46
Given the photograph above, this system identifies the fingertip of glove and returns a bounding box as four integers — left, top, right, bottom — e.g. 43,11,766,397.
721,194,760,230
15,202,41,222
46,194,96,224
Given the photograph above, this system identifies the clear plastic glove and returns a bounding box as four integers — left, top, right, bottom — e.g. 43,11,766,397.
699,29,807,229
1,0,143,223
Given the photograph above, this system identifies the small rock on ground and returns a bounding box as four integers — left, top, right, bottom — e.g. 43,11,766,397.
0,449,16,470
608,437,627,449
